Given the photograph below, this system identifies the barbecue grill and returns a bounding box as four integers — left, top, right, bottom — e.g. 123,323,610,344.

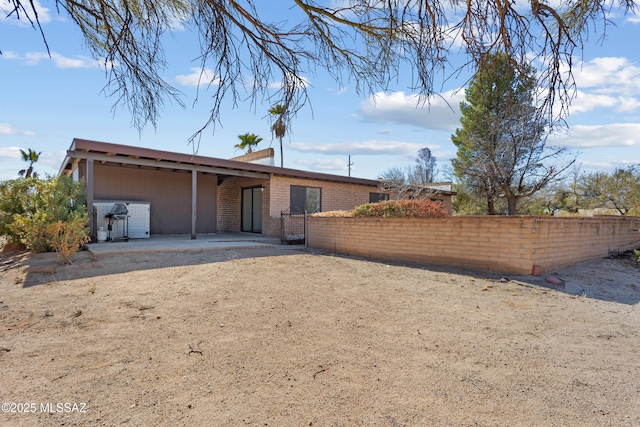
105,203,129,242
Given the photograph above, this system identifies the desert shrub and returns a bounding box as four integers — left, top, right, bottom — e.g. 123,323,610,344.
46,213,91,264
0,177,37,241
9,210,51,252
352,199,448,218
310,210,352,217
0,175,88,262
352,200,397,217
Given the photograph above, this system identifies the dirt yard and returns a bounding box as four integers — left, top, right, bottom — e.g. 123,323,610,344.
1,245,639,426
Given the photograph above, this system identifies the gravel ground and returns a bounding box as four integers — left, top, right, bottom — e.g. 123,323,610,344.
1,246,639,426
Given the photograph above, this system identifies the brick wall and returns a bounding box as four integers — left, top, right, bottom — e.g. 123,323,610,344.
217,177,270,233
307,216,640,274
269,175,386,217
267,175,397,238
216,175,383,237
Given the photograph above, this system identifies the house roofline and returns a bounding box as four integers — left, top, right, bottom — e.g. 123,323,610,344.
59,138,383,187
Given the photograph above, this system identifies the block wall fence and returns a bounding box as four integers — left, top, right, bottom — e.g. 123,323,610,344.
306,216,640,275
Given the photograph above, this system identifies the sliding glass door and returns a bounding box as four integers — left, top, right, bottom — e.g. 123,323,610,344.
241,187,262,233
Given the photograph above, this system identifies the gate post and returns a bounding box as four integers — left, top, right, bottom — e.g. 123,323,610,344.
304,210,308,248
280,210,285,244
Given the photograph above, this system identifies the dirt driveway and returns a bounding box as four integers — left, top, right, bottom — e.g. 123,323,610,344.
1,246,639,426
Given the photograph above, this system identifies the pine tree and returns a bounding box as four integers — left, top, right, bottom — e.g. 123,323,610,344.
451,53,573,215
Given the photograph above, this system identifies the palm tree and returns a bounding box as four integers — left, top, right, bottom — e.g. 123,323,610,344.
268,104,287,167
18,148,41,178
234,133,263,154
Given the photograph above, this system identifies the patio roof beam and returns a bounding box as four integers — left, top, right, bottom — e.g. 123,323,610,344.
65,151,270,179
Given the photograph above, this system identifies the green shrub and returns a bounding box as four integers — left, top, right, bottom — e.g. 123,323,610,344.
8,210,50,252
46,212,91,264
352,199,448,218
0,177,37,241
0,175,88,262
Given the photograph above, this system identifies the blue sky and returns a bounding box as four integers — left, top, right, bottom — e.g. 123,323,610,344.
1,1,639,182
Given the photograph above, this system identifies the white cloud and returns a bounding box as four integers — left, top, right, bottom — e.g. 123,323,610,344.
0,124,21,135
165,9,190,31
0,0,52,25
38,150,66,171
359,90,464,131
627,15,640,24
615,97,640,113
294,158,348,172
56,54,96,69
573,57,640,96
49,53,100,69
0,147,65,179
575,158,632,171
570,91,619,113
0,146,22,159
9,51,102,69
548,123,640,148
175,67,219,88
0,124,35,135
0,50,19,60
290,140,435,156
550,56,640,115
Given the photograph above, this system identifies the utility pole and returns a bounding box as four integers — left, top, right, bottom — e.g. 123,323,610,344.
348,155,354,177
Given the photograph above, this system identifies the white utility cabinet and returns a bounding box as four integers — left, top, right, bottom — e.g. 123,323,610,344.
94,201,150,239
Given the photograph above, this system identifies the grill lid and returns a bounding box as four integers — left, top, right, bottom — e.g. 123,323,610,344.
108,203,129,216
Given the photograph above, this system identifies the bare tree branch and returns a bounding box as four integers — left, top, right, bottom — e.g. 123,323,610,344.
3,0,637,141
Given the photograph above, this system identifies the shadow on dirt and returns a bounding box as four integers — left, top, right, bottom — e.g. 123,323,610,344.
327,250,640,306
505,253,640,306
2,246,306,289
3,245,639,306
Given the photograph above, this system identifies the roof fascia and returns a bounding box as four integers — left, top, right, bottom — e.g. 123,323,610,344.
66,150,270,180
67,138,382,187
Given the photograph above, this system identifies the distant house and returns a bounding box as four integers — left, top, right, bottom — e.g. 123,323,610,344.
59,138,454,240
377,180,456,214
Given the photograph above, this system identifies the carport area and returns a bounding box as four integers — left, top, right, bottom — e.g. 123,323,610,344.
59,138,273,241
86,233,283,256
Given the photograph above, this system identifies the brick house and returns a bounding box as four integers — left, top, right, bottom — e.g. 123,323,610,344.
59,138,454,240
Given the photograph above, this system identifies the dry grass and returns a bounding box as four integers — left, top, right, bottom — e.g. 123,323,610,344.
310,210,353,217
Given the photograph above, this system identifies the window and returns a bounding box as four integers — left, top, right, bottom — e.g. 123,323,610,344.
369,192,390,203
290,185,321,213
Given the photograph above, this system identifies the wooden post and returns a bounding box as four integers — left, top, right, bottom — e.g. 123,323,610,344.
191,170,197,239
86,158,95,241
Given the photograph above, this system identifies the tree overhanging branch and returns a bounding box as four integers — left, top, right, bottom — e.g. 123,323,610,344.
2,0,637,140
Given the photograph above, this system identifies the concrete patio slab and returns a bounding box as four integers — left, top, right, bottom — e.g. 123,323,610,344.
87,233,284,256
